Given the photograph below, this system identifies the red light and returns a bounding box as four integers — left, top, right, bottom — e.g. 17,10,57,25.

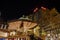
33,8,38,12
41,7,46,11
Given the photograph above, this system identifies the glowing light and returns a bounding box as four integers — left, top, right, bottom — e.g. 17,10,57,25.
47,34,50,37
10,31,16,36
0,31,8,37
41,6,46,11
33,8,38,12
4,33,8,37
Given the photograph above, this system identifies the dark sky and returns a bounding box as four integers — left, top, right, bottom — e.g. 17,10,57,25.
0,0,60,21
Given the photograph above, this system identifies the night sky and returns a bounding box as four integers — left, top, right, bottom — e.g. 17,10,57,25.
0,0,60,21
